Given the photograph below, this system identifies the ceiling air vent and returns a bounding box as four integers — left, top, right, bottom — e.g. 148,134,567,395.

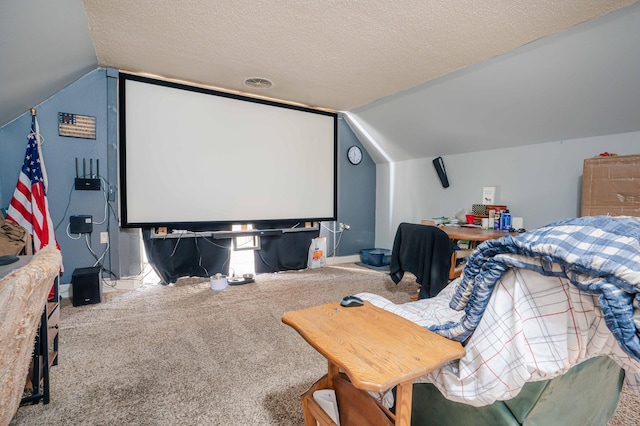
243,77,273,89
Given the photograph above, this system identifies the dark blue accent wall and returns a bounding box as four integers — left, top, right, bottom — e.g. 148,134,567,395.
320,116,376,257
0,69,136,283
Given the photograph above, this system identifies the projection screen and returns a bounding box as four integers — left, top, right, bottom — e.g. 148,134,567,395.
118,73,337,229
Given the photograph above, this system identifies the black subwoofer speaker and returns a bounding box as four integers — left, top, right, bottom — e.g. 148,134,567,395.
71,266,101,306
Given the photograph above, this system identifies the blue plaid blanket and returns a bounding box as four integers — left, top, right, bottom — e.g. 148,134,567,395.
430,215,640,361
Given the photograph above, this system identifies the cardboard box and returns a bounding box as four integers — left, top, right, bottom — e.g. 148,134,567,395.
581,155,640,217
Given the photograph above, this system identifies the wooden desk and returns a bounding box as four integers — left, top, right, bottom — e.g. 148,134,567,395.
421,222,516,279
438,225,514,243
282,302,465,426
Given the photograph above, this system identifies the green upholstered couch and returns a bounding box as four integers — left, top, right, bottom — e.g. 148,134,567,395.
394,356,624,426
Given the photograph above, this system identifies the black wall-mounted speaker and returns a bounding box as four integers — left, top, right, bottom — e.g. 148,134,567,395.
71,266,101,306
433,157,450,188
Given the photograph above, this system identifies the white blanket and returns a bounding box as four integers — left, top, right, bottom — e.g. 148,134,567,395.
357,267,640,407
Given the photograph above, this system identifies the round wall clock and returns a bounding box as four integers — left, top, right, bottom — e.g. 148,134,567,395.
347,145,363,165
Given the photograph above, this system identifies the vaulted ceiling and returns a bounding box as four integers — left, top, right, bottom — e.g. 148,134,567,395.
2,0,639,162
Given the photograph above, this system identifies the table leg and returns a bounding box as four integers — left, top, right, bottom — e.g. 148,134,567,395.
395,381,413,426
301,394,316,426
326,360,339,389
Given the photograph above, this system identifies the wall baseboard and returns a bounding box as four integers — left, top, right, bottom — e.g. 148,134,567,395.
59,278,145,299
326,254,360,265
58,256,363,298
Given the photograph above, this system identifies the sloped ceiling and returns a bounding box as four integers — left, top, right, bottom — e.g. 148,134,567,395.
1,0,639,162
0,0,97,127
349,3,640,162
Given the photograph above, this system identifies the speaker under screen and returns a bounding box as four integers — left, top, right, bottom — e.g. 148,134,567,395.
118,74,337,228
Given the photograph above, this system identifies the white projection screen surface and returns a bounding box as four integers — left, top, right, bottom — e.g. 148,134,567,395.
119,74,337,228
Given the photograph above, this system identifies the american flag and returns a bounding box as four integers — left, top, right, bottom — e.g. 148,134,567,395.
6,114,61,296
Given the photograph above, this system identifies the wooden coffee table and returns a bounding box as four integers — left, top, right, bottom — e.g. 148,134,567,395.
282,301,465,426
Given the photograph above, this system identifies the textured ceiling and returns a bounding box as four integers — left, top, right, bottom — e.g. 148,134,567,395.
82,0,637,111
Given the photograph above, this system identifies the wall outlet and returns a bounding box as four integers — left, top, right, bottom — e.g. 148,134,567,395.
100,232,109,244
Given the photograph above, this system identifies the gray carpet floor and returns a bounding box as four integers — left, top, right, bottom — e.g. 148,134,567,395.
10,263,638,425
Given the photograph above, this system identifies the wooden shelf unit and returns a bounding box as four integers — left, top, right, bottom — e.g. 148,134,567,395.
21,276,59,405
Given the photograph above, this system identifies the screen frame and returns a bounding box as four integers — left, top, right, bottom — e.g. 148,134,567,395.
118,73,338,230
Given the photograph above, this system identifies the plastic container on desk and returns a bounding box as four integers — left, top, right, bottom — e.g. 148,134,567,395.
502,211,512,231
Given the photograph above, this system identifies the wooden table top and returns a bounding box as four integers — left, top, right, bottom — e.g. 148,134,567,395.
282,301,465,392
440,225,514,242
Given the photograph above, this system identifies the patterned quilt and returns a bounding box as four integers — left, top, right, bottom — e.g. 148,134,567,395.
433,215,640,360
357,215,640,406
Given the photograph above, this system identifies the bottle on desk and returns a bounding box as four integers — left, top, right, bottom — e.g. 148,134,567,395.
501,210,511,231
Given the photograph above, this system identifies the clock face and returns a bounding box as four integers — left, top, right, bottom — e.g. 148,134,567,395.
347,146,363,165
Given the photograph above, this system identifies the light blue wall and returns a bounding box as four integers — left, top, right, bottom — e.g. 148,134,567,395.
0,69,128,283
374,131,640,248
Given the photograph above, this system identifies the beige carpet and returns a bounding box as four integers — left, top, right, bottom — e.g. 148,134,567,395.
10,263,638,425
